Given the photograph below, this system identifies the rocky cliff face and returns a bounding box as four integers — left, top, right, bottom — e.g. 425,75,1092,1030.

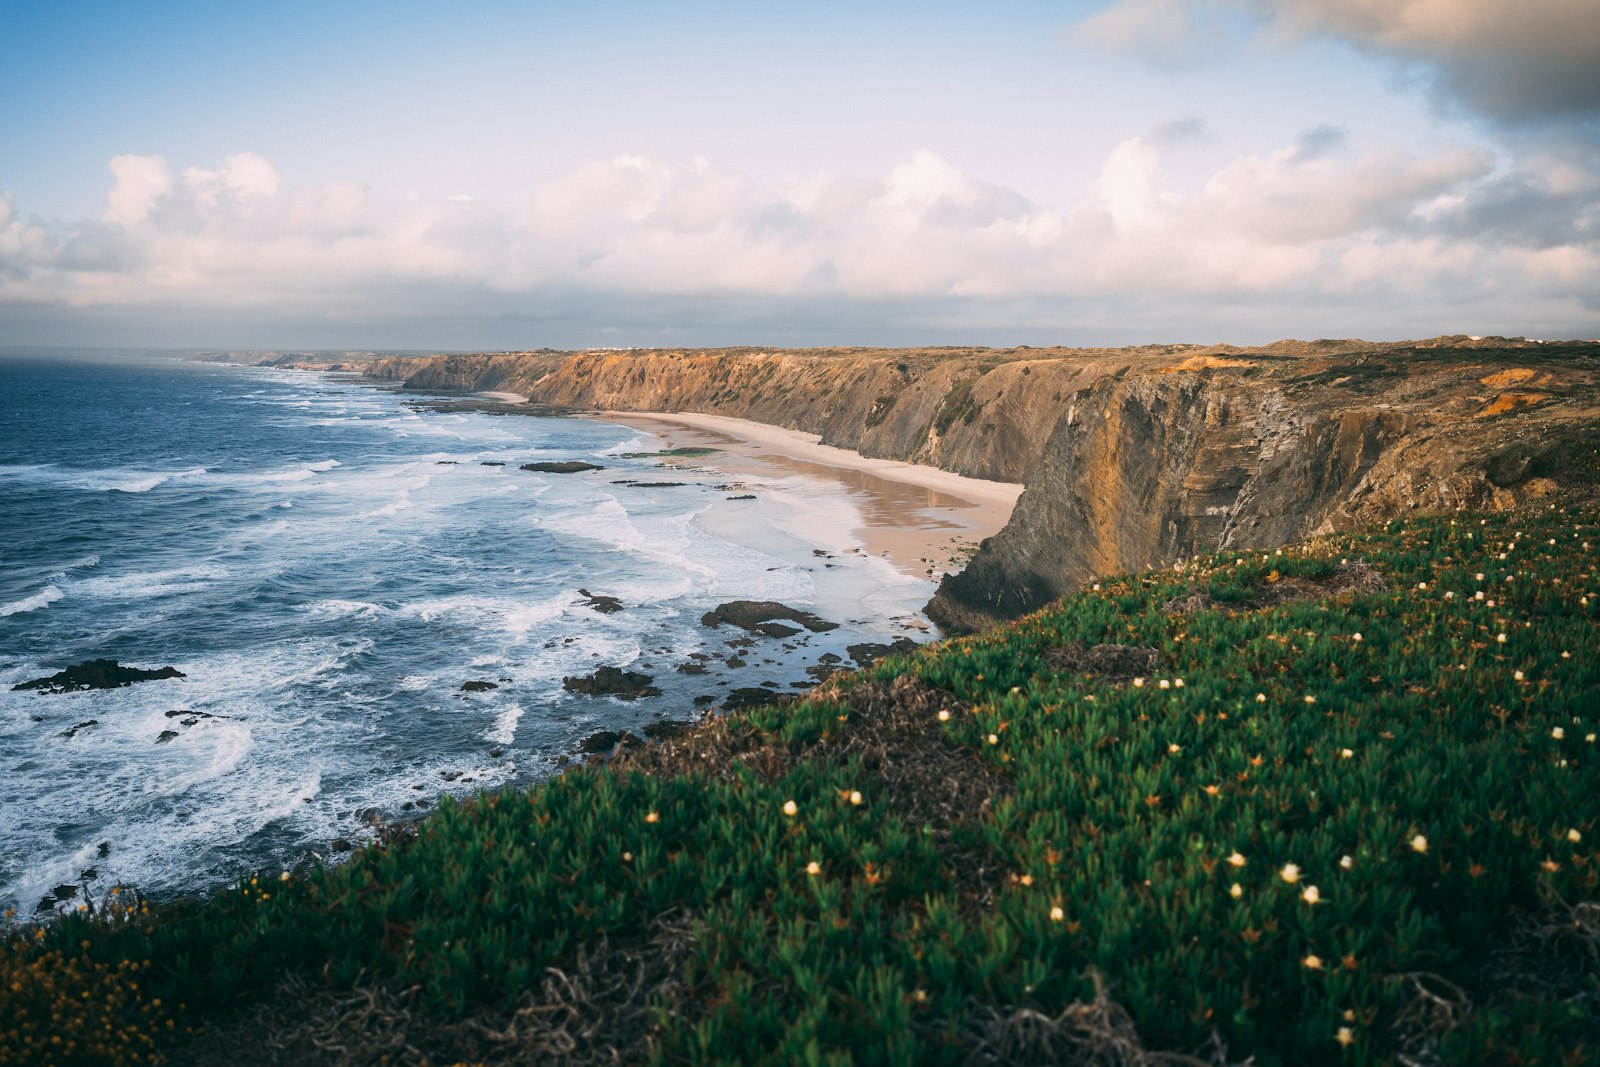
361,339,1600,632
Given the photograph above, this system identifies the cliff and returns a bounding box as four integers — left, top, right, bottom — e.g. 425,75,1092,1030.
360,338,1600,631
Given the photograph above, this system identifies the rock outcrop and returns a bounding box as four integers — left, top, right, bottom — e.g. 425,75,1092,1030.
16,659,186,694
360,338,1600,632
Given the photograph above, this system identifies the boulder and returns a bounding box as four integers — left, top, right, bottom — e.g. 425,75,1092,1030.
520,460,604,473
700,601,839,637
563,666,661,699
577,589,625,614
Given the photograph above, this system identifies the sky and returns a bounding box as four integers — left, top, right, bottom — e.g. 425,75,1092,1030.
2,0,1598,349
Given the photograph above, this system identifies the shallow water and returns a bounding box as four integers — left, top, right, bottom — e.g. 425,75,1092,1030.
0,353,930,914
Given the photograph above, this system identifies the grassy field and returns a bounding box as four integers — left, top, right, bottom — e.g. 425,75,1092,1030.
4,502,1598,1065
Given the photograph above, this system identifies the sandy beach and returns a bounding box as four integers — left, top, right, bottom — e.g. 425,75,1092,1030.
601,411,1023,582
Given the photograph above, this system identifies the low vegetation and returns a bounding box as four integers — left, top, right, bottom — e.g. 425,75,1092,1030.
4,503,1598,1065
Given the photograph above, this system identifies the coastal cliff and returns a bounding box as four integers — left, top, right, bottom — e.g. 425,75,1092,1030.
360,339,1600,630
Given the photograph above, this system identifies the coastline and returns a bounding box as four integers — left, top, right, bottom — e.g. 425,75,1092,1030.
597,410,1023,583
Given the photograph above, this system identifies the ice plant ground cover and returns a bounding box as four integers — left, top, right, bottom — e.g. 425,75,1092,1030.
4,502,1599,1065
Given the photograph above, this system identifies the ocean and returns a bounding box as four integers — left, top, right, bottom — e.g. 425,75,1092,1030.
0,352,931,916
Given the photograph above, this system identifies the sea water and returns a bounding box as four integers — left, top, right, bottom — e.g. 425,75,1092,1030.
0,352,930,915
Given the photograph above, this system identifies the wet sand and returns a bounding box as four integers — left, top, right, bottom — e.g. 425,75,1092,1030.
601,411,1023,582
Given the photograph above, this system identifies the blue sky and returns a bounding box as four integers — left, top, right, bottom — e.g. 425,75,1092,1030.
3,0,1597,348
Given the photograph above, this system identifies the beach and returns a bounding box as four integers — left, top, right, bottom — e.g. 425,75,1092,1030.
600,411,1024,582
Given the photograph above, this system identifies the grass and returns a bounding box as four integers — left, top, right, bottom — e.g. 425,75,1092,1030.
4,503,1598,1065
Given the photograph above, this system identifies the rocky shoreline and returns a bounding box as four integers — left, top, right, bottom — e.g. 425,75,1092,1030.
332,338,1600,631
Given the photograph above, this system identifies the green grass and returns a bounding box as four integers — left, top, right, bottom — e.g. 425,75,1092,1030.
5,504,1599,1065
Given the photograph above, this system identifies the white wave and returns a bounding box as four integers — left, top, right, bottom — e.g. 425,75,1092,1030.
400,592,569,638
598,433,656,456
486,705,523,745
372,492,413,517
220,459,340,485
75,564,229,600
0,463,209,494
141,719,255,798
0,585,63,617
305,599,387,619
108,467,209,493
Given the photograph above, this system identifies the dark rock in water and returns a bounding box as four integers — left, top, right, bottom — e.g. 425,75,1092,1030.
440,770,462,781
330,838,352,853
617,447,720,459
15,659,185,695
846,637,919,668
806,660,844,682
818,653,843,664
613,480,689,488
701,601,839,636
580,731,611,753
165,709,217,719
435,460,458,465
59,719,99,740
563,665,661,699
579,729,640,754
480,461,506,466
460,680,499,692
643,719,692,741
577,589,625,614
97,841,110,858
521,460,604,474
488,748,504,758
722,687,789,710
726,494,757,500
693,694,716,707
676,662,707,675
52,883,78,901
155,730,179,744
725,655,747,669
790,681,814,689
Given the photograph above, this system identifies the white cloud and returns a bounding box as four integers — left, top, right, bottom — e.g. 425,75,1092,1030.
0,137,1595,341
105,155,172,226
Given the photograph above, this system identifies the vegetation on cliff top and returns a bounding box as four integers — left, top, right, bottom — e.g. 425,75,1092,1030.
4,503,1598,1065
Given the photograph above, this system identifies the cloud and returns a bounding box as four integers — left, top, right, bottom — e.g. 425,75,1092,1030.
1147,116,1210,146
1071,0,1240,66
1253,0,1600,124
1074,0,1600,126
0,139,1595,345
